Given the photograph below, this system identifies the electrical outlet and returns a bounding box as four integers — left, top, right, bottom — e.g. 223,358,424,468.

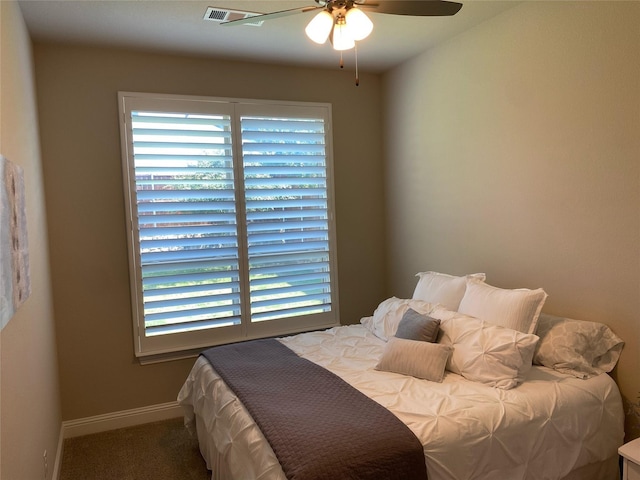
43,450,48,479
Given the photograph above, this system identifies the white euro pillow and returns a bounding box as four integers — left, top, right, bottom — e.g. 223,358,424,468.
412,271,486,311
457,278,547,334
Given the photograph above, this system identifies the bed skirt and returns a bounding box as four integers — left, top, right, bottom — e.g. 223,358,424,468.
189,412,619,480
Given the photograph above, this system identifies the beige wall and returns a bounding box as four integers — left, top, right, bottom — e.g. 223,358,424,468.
383,1,640,439
0,1,61,478
33,44,387,420
19,0,640,449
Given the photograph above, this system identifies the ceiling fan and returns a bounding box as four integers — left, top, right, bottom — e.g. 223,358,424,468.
221,1,463,85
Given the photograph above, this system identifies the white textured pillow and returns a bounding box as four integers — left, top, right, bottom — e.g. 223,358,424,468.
363,297,436,341
457,278,547,334
375,337,452,382
412,271,486,311
430,307,539,389
533,313,624,379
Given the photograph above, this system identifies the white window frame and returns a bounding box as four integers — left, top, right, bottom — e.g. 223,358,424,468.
118,92,339,358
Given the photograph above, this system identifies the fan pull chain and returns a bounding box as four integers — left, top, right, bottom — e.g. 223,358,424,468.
355,43,359,86
340,51,344,69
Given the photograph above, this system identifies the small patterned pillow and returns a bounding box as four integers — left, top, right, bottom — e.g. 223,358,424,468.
533,313,624,379
375,337,453,382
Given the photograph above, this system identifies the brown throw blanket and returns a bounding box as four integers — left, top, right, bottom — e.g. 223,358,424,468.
201,338,427,480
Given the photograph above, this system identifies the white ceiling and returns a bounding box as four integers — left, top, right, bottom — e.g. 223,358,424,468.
18,0,519,73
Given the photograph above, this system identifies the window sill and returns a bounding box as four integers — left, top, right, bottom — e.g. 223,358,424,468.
137,348,202,365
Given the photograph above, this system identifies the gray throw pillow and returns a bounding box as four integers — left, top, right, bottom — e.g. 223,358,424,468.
395,308,440,343
376,337,452,382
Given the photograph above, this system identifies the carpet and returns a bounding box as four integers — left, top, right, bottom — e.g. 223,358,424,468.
59,417,210,480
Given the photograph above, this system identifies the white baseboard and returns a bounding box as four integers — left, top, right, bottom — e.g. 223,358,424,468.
52,423,64,480
52,401,183,479
61,401,183,439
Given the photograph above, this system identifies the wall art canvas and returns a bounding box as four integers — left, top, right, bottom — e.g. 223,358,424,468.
0,155,30,330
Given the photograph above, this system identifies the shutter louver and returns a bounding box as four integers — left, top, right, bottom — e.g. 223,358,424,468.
130,111,241,336
241,116,332,322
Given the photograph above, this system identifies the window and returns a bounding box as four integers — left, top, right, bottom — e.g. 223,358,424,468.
118,93,339,357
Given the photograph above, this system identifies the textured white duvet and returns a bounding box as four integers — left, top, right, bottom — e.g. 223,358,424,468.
178,324,625,480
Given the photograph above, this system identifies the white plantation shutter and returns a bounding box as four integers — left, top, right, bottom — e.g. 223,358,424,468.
241,115,332,323
130,111,241,337
119,94,338,357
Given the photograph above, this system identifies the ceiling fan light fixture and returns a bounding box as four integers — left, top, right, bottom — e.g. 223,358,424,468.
218,0,463,85
331,15,355,51
305,10,334,44
344,7,373,41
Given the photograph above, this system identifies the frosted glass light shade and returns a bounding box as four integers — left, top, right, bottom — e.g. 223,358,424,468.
332,19,355,51
305,11,334,44
345,8,373,41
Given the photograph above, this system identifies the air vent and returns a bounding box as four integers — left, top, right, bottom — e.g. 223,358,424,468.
203,7,264,27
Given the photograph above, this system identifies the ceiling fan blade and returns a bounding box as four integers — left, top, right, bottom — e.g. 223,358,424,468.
221,5,322,26
356,0,463,16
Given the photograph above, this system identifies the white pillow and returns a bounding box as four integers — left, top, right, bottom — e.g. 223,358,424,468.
375,337,452,382
533,313,624,378
361,297,436,341
457,278,547,334
430,307,539,389
412,271,486,311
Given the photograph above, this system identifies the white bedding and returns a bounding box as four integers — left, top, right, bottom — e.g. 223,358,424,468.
178,324,625,480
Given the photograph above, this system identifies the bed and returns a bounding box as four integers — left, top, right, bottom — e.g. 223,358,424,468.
178,272,626,480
